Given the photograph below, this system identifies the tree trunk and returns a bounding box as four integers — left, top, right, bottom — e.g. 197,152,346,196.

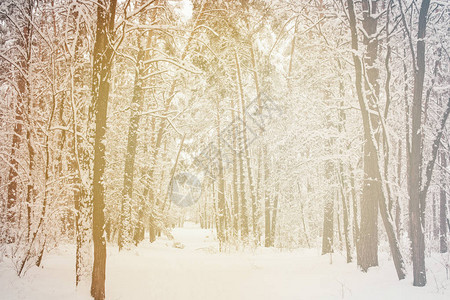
5,0,32,244
349,166,360,256
396,140,402,240
358,0,380,272
216,102,226,247
271,192,278,247
231,97,240,238
119,48,144,250
70,6,92,285
264,163,271,247
90,1,117,299
440,151,448,253
347,0,405,279
322,197,334,255
409,0,430,287
233,52,249,240
338,171,352,263
234,50,257,241
337,93,351,262
336,192,343,248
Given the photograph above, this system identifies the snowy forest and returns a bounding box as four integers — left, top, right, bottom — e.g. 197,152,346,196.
0,0,449,299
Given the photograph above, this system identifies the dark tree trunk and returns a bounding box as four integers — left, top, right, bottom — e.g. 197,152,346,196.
409,0,430,287
359,140,379,271
90,0,117,299
358,0,380,272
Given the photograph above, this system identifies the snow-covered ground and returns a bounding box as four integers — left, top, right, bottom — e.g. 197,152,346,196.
1,223,449,300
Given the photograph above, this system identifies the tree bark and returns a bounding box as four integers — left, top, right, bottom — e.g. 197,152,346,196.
90,0,117,299
409,0,430,287
358,0,380,271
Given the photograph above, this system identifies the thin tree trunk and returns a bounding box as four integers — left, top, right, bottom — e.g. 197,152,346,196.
337,90,351,262
70,6,91,285
336,192,343,247
216,101,226,247
271,192,278,247
231,97,240,238
322,197,334,255
300,201,311,248
349,165,360,255
264,156,271,247
234,51,257,241
440,151,448,253
338,171,352,263
233,52,249,240
396,140,402,240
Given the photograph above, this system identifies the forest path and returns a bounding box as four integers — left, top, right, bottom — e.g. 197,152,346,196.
105,222,447,300
0,222,448,299
107,222,337,300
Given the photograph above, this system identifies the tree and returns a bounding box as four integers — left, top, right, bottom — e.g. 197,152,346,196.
346,0,405,279
90,0,117,298
403,0,450,287
2,0,33,244
118,0,151,250
440,149,448,253
358,0,381,272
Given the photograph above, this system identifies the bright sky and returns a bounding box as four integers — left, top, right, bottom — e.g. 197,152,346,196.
170,0,193,22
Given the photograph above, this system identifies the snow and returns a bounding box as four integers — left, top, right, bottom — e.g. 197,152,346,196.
1,222,449,300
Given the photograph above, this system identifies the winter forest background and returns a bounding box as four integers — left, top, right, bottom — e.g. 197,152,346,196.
0,0,449,299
